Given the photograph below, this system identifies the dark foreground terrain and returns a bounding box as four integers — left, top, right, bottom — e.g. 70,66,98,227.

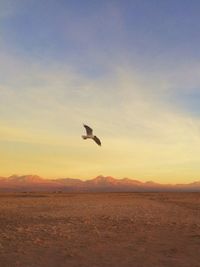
0,192,200,267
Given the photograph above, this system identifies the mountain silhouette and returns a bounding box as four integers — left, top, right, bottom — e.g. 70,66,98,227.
0,175,200,192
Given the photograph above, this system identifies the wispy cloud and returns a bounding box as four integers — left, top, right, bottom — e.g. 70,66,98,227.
1,51,200,182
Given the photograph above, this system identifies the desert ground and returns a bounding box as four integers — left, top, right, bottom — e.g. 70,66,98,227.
0,192,200,267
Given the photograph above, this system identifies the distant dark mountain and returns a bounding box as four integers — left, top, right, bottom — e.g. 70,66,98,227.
0,175,200,192
8,175,44,183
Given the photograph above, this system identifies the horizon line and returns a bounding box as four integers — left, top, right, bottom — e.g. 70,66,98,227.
1,174,199,186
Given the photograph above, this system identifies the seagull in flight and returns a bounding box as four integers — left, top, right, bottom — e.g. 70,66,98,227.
82,124,101,146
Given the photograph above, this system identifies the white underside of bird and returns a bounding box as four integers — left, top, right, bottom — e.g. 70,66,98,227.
82,134,94,139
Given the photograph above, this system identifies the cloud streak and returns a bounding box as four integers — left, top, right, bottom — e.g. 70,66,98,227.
1,52,200,182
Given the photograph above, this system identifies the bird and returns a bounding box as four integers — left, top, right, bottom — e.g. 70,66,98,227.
82,124,101,146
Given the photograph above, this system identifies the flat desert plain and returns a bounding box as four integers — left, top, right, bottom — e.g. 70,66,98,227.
0,192,200,267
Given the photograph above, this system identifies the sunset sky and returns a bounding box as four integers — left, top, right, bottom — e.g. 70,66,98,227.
1,0,200,183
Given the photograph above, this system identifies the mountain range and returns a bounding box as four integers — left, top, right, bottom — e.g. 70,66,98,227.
0,175,200,192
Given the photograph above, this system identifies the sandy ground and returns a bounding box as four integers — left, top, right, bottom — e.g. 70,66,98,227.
0,192,200,267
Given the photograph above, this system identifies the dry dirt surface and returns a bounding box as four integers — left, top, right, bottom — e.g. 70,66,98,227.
0,192,200,267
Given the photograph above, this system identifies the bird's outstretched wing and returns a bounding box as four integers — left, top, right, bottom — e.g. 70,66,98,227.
83,124,93,135
93,136,101,146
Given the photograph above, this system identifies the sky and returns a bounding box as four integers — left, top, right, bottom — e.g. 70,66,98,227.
1,0,200,183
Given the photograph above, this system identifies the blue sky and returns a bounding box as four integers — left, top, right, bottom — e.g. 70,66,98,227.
2,0,200,70
1,0,200,182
